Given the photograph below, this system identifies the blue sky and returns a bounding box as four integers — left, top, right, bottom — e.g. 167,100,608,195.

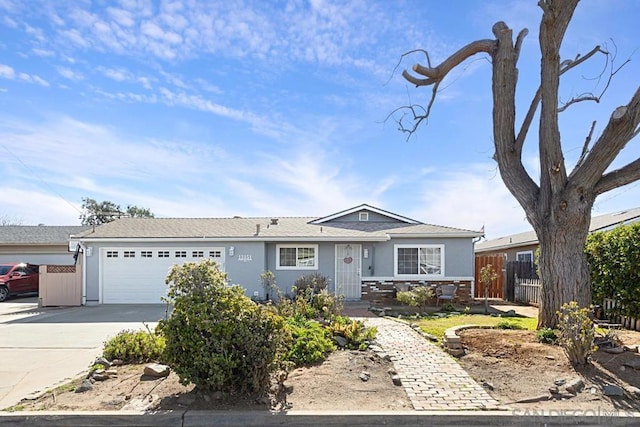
0,0,638,239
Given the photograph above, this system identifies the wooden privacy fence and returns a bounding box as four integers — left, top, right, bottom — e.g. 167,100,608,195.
514,277,541,306
474,254,504,299
603,298,640,331
39,264,82,307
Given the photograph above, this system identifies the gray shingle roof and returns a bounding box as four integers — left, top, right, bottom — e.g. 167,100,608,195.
72,216,481,240
475,207,640,253
0,226,89,245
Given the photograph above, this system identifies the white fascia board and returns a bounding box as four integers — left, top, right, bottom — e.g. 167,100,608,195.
388,232,483,238
73,236,388,243
363,276,475,281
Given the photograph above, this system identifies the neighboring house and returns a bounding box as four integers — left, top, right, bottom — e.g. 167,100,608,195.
70,204,482,305
475,207,640,262
0,226,88,265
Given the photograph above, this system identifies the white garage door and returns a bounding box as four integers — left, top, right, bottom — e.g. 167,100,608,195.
101,247,225,304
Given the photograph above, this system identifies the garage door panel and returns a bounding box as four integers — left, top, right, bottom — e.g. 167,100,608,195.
101,248,224,304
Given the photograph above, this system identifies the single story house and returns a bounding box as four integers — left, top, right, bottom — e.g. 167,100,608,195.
71,204,483,305
475,207,640,263
0,226,88,265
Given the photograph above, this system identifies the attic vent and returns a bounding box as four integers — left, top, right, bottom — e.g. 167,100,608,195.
270,218,279,225
359,212,369,222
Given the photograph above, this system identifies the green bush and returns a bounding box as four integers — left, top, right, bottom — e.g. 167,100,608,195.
586,222,640,318
328,316,377,350
396,286,434,312
293,273,329,296
536,327,558,344
312,289,344,320
441,302,455,313
495,320,525,330
557,301,596,365
158,260,288,394
285,317,336,366
103,329,165,363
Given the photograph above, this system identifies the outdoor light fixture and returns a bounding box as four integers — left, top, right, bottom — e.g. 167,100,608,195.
229,246,235,257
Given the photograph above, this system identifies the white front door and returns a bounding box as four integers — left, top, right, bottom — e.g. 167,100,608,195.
335,244,361,300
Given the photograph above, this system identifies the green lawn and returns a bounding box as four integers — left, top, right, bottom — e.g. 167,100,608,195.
412,314,538,342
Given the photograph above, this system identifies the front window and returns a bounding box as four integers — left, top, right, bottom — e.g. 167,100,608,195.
395,245,444,276
516,251,533,263
277,245,318,270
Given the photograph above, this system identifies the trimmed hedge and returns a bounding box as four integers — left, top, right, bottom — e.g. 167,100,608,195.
586,222,640,318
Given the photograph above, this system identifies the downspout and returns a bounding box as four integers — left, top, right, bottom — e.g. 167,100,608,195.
80,242,87,305
471,233,485,301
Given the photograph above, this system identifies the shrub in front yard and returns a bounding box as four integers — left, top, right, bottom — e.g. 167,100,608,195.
495,320,525,330
396,286,434,313
285,317,336,366
158,260,288,394
103,329,165,363
536,327,558,344
557,301,596,365
328,316,377,350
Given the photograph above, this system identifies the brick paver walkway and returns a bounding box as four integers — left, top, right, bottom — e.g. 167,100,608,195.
363,317,499,411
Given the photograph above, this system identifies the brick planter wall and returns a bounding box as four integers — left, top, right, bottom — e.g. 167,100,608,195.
361,280,472,306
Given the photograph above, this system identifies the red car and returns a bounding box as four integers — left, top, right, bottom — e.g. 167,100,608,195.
0,263,39,302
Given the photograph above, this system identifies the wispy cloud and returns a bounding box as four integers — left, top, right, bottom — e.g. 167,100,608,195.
0,64,49,86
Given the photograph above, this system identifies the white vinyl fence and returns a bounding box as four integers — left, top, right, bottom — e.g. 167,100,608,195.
603,298,640,331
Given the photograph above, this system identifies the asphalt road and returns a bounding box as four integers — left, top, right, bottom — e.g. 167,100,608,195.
0,296,168,409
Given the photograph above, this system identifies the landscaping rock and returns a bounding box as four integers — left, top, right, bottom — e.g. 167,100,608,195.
623,360,640,370
111,359,124,366
144,363,170,378
391,375,402,386
359,371,371,382
482,381,494,391
334,336,348,348
603,384,624,396
94,356,112,368
604,347,624,354
92,373,110,381
105,369,118,376
554,378,566,386
623,345,640,353
565,378,584,394
549,386,559,395
625,386,640,398
387,368,397,376
75,379,93,393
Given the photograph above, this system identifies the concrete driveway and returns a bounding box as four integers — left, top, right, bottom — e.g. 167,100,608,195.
0,296,168,410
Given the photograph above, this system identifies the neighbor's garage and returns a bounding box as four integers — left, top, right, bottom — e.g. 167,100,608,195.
100,247,225,303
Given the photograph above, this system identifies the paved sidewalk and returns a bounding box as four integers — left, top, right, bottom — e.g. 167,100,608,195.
364,317,499,411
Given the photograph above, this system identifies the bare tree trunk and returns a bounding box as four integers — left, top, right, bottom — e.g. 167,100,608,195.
534,199,593,328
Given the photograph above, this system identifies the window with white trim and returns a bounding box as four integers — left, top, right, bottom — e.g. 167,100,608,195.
123,251,135,258
276,244,318,270
359,212,369,221
516,251,533,263
141,251,152,258
395,245,444,276
209,250,221,258
158,251,169,258
175,251,187,258
106,251,118,258
192,251,204,258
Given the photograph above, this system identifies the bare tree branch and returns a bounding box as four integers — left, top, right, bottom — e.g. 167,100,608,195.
516,45,605,151
575,121,597,169
410,39,495,83
595,158,640,195
558,46,630,113
571,86,640,187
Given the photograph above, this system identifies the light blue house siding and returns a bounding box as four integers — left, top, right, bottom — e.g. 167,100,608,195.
82,241,267,305
72,204,482,305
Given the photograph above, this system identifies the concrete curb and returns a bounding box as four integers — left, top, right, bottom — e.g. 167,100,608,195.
2,410,640,426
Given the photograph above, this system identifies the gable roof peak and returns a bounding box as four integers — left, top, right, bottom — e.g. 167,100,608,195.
309,204,422,225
